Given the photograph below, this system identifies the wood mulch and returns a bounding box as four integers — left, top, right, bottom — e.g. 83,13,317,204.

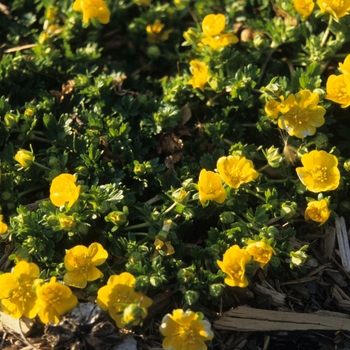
2,218,350,349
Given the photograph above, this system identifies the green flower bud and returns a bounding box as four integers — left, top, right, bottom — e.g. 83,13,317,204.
280,201,298,219
105,211,128,226
184,290,199,306
122,303,145,327
264,146,283,168
4,113,16,128
76,166,89,177
344,159,350,172
220,211,235,224
1,191,13,201
290,246,308,267
147,45,161,59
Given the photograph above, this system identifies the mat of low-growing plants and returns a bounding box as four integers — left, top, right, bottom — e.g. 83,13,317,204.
2,0,350,349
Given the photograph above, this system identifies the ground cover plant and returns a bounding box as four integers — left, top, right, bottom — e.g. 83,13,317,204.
2,0,350,349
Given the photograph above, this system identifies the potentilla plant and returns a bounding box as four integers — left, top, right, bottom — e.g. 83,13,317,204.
2,0,350,347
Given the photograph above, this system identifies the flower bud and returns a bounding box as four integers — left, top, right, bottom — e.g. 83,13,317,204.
280,201,298,219
122,303,145,327
265,146,283,168
105,211,128,226
344,159,350,172
1,191,13,201
290,246,308,267
59,217,75,231
184,290,199,306
147,45,161,59
14,149,35,168
4,113,16,128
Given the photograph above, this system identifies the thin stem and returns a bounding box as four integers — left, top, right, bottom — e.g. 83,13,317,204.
18,185,47,199
321,16,333,48
244,188,265,202
257,164,270,172
163,202,177,214
33,161,51,172
121,222,150,231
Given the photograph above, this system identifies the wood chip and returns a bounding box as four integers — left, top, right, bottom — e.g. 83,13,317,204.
335,217,350,273
214,306,350,332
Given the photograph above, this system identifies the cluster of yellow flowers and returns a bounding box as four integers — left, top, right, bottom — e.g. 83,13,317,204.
200,14,238,50
0,248,153,329
264,90,326,139
326,54,350,108
187,14,238,91
293,0,350,19
198,155,259,204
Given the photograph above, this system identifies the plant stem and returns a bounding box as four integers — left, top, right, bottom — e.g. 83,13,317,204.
244,188,265,202
321,16,333,48
33,161,51,172
18,185,47,199
121,222,150,231
257,164,270,172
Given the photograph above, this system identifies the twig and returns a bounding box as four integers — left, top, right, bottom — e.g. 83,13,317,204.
18,319,39,350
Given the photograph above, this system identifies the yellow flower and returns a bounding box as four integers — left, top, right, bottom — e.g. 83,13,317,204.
317,0,350,18
201,33,238,50
198,169,226,204
293,0,315,18
50,173,81,208
96,272,153,328
202,14,226,37
338,54,350,74
296,150,340,192
217,245,252,287
0,261,40,319
326,74,350,108
217,156,259,189
73,0,110,24
14,149,35,168
278,90,326,139
63,242,108,288
159,309,214,350
304,198,331,225
146,20,172,43
245,240,276,267
0,215,8,235
36,277,78,324
264,98,282,119
188,60,210,91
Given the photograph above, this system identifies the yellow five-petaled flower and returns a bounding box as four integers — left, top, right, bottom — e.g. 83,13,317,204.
304,198,331,225
296,150,340,192
0,215,8,235
217,245,252,288
50,173,81,208
0,261,40,319
36,277,78,324
63,242,108,288
188,60,210,92
159,309,214,350
278,90,326,139
293,0,315,18
198,169,226,204
217,155,259,189
73,0,110,24
245,240,276,267
317,0,350,18
96,272,153,328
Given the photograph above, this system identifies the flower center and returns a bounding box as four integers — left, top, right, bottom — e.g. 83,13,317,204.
227,262,244,280
311,165,328,182
40,286,63,305
179,325,197,344
11,282,34,303
328,0,345,10
308,207,323,221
